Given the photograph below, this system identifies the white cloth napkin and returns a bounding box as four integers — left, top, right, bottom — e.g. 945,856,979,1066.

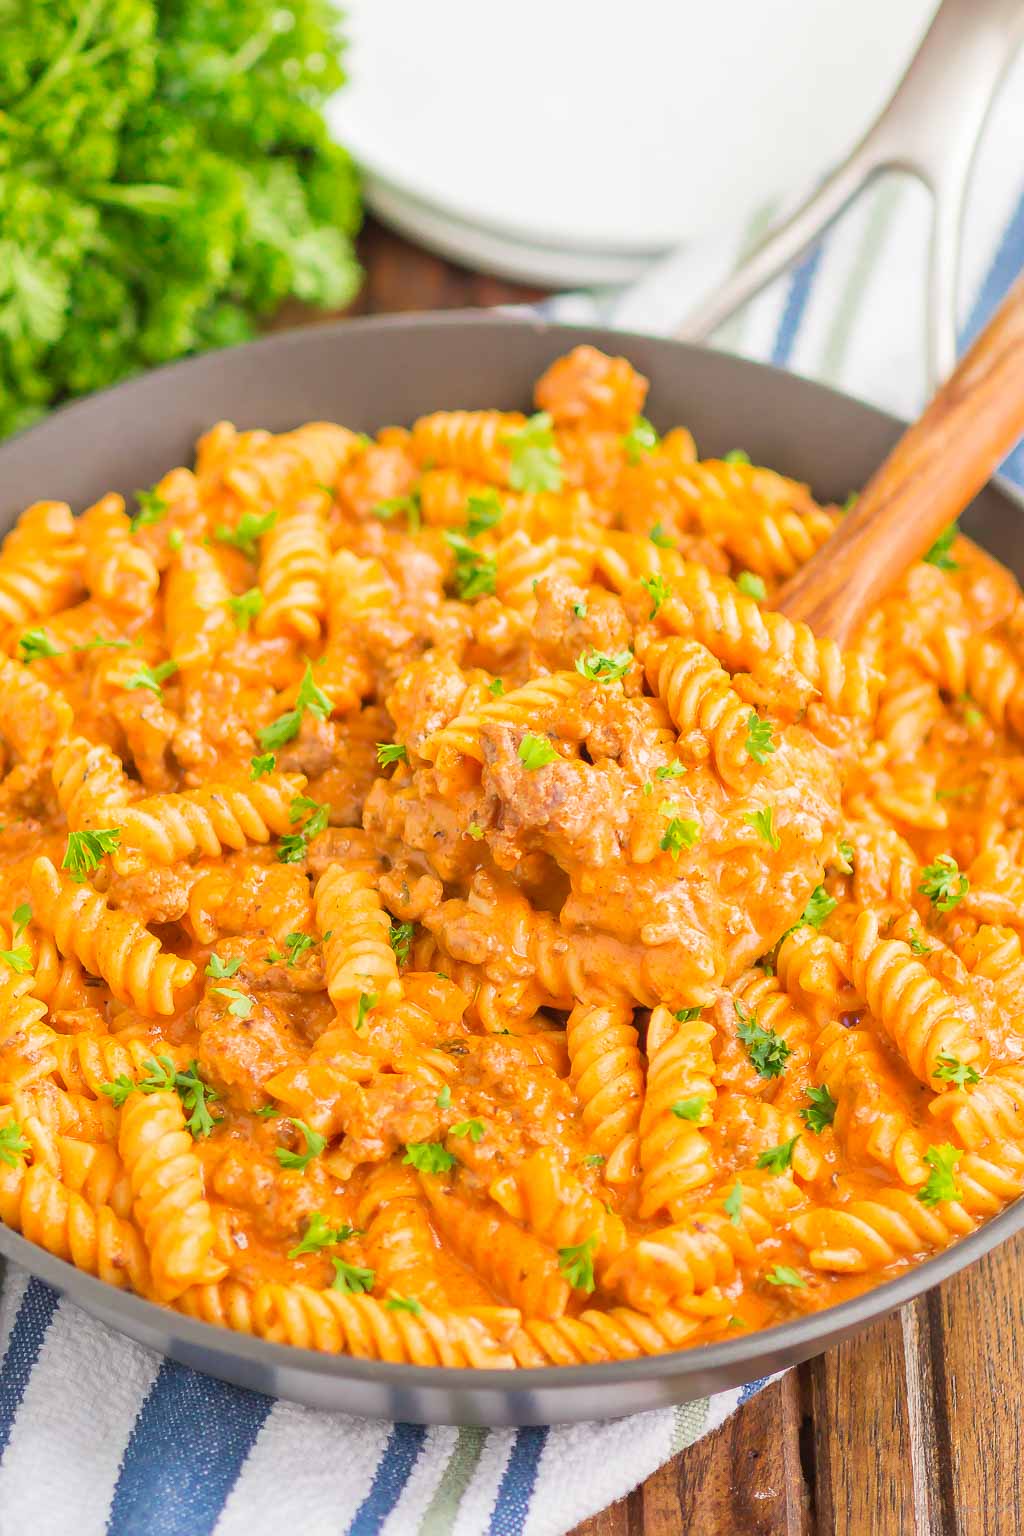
1,45,1022,1536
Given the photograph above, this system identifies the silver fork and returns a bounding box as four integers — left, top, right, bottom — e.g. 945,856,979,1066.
670,0,1024,389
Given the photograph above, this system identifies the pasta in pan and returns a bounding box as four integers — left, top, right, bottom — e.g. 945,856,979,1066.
1,344,1023,1368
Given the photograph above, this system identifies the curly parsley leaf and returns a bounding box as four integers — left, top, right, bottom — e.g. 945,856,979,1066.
250,753,276,780
918,1144,963,1206
376,742,408,768
464,489,503,538
919,855,969,912
131,489,167,532
735,999,791,1079
212,986,253,1019
403,1141,456,1174
17,627,62,663
671,1096,706,1122
389,921,414,966
505,412,563,493
745,806,781,851
765,1265,806,1289
518,734,559,771
0,1122,30,1167
257,663,332,749
756,1135,799,1173
575,648,632,683
229,587,264,631
125,659,178,698
923,522,959,570
736,571,767,601
214,509,278,558
660,816,701,859
62,828,120,883
933,1054,981,1088
331,1258,376,1294
623,414,659,464
449,1118,484,1143
639,572,670,618
444,531,497,600
724,1180,744,1226
744,713,776,765
800,1084,838,1134
205,953,242,980
558,1234,597,1292
275,1119,326,1173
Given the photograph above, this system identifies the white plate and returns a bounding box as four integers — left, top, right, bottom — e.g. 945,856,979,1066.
329,0,938,278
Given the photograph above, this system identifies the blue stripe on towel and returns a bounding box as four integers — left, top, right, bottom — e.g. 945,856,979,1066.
0,1277,60,1462
105,1358,273,1536
771,243,825,368
348,1422,427,1535
487,1427,549,1536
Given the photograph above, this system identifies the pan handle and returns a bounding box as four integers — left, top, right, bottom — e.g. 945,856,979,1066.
670,0,1024,390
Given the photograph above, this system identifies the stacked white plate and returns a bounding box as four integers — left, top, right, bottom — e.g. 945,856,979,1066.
327,0,939,288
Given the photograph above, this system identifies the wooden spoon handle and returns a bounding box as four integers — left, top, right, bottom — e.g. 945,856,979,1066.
776,269,1024,646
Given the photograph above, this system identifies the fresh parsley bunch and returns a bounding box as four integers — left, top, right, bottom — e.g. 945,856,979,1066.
0,0,362,437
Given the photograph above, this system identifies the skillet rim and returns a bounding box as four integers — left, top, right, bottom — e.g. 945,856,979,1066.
2,306,1023,1419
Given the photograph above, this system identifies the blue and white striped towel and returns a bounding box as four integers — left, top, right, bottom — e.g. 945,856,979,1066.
1,46,1023,1536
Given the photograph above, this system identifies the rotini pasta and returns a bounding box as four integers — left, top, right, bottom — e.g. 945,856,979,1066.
1,345,1023,1366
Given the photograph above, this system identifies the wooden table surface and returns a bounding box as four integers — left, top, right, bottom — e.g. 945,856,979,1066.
311,216,1024,1536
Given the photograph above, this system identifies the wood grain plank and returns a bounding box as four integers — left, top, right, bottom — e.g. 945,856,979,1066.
928,1230,1024,1536
806,1308,928,1536
571,1373,808,1536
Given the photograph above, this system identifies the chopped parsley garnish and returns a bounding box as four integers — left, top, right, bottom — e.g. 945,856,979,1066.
919,855,968,912
125,659,178,698
62,828,121,883
385,1295,423,1315
933,1054,981,1088
389,921,415,966
465,489,503,537
745,806,780,851
444,532,497,600
656,761,685,783
331,1258,376,1294
168,529,184,552
449,1118,484,1143
648,522,674,549
736,571,767,602
488,677,505,696
250,753,276,780
575,649,632,683
275,1119,326,1172
639,572,670,617
918,1144,963,1206
435,1085,452,1110
673,1007,703,1022
660,816,701,859
214,508,278,557
796,886,837,930
571,599,587,618
282,932,316,967
403,1141,456,1174
756,1135,799,1173
744,713,776,764
0,904,32,975
466,822,484,840
277,795,329,864
0,1122,30,1167
17,627,62,663
505,412,563,493
923,522,959,570
557,1234,597,1292
623,414,659,464
212,986,253,1019
671,1096,706,1122
518,734,559,771
229,587,264,631
735,999,791,1079
257,663,332,749
907,928,932,956
724,448,750,465
288,1212,358,1258
583,1154,605,1168
102,1055,219,1139
74,636,134,652
765,1265,806,1289
376,742,408,768
724,1180,744,1226
372,492,422,532
131,488,167,532
205,953,242,980
835,838,854,875
355,991,377,1031
253,1104,278,1119
800,1084,838,1134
